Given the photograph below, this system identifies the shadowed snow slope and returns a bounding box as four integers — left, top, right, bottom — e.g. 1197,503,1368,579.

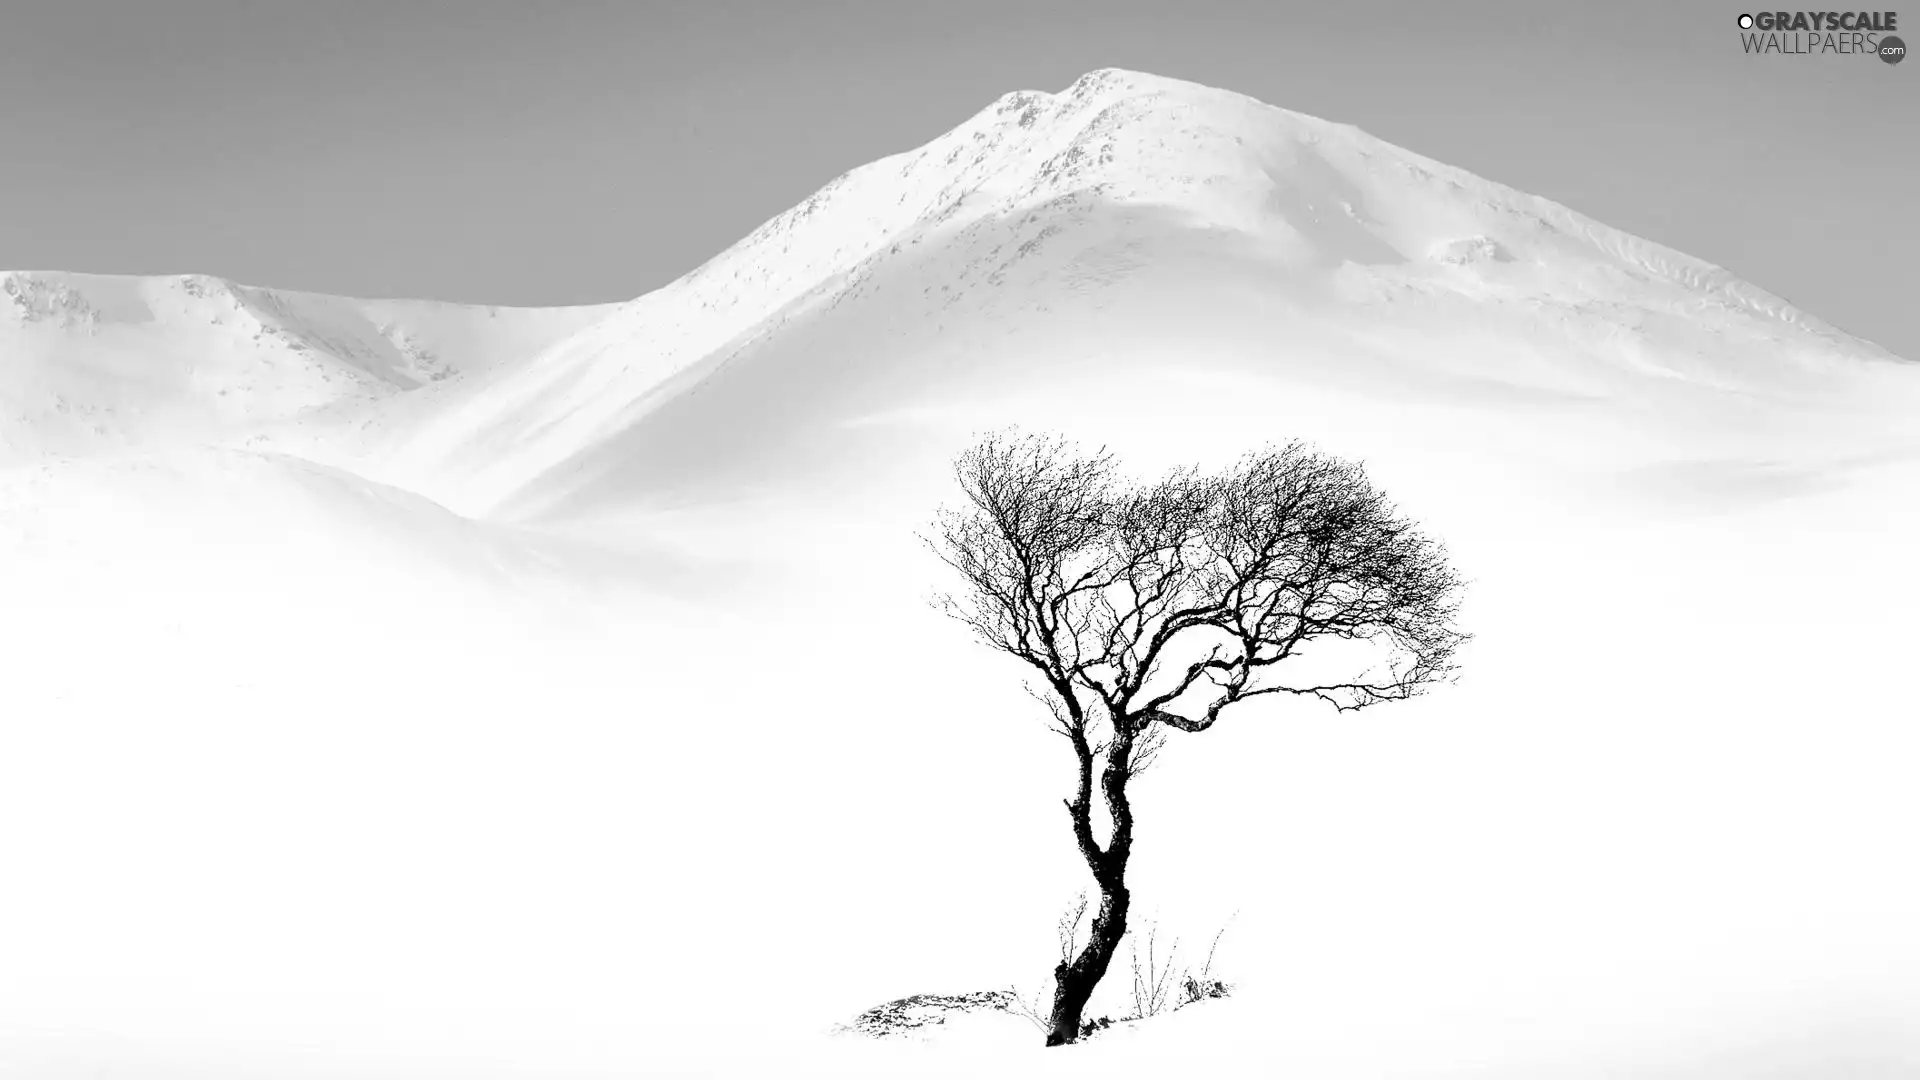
4,68,1920,1080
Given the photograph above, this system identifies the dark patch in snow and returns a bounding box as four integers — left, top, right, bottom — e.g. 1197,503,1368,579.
834,990,1017,1039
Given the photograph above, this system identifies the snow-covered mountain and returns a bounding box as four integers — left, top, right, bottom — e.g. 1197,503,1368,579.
310,67,1912,522
7,69,1911,523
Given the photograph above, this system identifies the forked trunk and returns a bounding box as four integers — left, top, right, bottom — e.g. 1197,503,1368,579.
1045,882,1130,1045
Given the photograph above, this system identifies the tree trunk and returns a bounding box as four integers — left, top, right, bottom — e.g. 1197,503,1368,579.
1046,720,1137,1045
1045,879,1129,1045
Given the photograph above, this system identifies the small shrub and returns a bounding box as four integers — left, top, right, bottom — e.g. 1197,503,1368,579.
1174,923,1233,1010
1004,983,1052,1036
1079,1015,1115,1038
1179,974,1231,1006
1128,923,1182,1019
1127,919,1235,1019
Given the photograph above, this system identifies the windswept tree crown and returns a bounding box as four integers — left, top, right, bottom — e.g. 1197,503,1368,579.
933,430,1469,738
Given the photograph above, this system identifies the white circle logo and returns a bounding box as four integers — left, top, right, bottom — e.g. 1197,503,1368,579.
1738,13,1755,28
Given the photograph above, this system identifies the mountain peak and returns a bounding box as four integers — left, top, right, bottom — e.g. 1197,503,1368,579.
346,71,1909,521
658,68,1887,373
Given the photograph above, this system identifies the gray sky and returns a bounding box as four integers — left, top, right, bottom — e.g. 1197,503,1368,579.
2,0,1914,358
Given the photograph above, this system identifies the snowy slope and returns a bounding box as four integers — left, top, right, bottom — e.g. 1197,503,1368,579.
0,269,618,460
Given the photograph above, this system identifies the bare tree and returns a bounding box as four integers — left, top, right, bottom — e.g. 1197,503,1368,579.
930,430,1469,1046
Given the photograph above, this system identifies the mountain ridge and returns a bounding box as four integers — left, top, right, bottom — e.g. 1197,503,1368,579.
4,68,1912,517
